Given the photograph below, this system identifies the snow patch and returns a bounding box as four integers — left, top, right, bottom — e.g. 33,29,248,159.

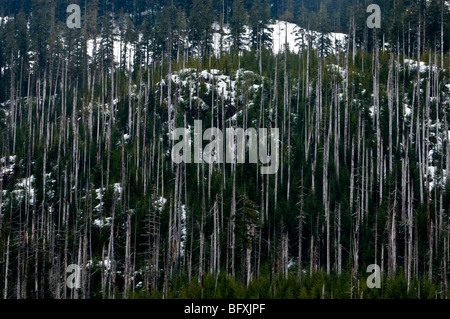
93,217,112,228
154,196,167,212
404,104,412,117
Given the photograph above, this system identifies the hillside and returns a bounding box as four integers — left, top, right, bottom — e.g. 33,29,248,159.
0,0,450,300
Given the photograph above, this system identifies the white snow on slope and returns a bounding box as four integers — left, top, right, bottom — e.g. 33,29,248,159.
87,36,135,67
270,20,347,54
212,20,347,56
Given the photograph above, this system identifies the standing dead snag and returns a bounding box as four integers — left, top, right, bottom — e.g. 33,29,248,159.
297,173,304,283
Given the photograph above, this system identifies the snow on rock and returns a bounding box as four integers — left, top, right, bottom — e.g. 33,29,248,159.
369,105,375,118
93,217,112,228
288,257,296,269
1,155,16,163
0,155,16,179
403,59,430,72
404,104,412,117
445,84,450,92
113,183,122,195
95,187,103,200
0,16,13,26
113,183,122,194
154,196,167,212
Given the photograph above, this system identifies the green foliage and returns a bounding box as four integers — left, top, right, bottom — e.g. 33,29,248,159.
230,0,248,54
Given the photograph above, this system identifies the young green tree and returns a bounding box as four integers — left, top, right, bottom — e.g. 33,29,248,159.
189,0,214,57
230,0,248,54
14,11,30,94
98,14,114,68
15,12,29,65
317,3,331,56
30,0,53,70
248,0,272,51
235,194,259,285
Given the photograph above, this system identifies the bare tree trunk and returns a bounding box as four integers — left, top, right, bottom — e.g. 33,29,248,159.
3,234,10,299
274,57,279,206
388,182,397,279
324,91,331,275
407,176,414,292
298,173,304,283
388,53,394,173
230,162,236,278
281,232,288,279
124,209,132,298
429,222,434,281
350,137,355,217
337,204,342,276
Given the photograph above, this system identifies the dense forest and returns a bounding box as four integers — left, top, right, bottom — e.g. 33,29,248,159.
0,0,450,299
